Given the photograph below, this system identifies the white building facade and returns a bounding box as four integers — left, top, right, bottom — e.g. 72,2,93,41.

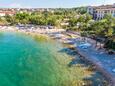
87,4,115,20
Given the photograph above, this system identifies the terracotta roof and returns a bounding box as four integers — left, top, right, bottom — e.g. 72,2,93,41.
96,8,115,11
90,4,115,9
0,11,15,14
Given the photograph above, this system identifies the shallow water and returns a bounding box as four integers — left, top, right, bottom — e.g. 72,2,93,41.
0,32,108,86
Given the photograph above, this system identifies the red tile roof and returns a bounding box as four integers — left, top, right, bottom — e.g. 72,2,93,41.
96,8,115,11
0,11,15,15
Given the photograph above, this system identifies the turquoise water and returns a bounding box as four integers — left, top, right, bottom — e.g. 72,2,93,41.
0,32,108,86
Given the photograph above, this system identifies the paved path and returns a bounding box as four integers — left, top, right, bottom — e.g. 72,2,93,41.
75,39,115,86
65,31,115,85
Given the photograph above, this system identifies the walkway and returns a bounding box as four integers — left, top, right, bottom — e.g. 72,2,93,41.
75,38,115,86
63,31,115,85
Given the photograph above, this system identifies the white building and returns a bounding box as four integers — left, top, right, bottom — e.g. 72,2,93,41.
87,4,115,20
0,12,5,16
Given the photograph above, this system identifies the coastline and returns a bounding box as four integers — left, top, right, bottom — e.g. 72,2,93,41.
76,48,115,86
0,26,113,85
45,29,115,86
0,26,65,38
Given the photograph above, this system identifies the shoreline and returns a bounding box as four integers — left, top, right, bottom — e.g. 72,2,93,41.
0,26,65,38
45,29,115,86
76,48,115,86
0,26,114,85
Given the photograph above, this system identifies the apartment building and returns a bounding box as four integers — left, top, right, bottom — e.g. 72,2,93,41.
87,4,115,20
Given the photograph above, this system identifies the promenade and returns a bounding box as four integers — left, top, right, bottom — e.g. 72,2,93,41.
77,46,115,86
66,31,115,86
50,30,115,86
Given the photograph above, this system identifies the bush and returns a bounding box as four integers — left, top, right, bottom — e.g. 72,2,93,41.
104,40,115,50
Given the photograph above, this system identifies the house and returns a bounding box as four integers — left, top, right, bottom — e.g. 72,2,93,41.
0,11,16,16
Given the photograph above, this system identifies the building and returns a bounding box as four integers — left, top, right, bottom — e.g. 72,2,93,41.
0,11,16,16
87,4,115,20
